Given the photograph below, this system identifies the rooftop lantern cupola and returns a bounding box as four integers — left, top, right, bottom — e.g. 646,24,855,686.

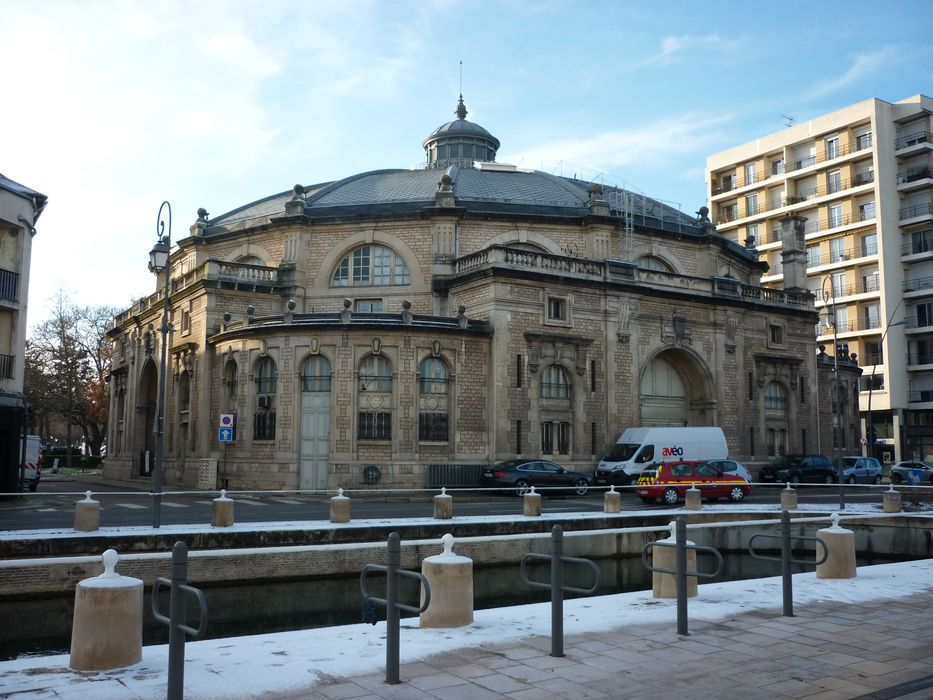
422,95,500,169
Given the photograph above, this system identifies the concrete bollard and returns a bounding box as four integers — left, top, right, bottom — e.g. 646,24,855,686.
883,485,902,513
74,491,100,532
212,489,234,527
420,533,473,628
433,487,453,520
523,486,542,516
652,527,698,598
604,485,621,513
816,513,857,579
684,484,701,510
781,483,798,510
330,487,350,523
69,549,143,671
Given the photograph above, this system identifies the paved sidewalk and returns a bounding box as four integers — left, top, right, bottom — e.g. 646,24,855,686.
277,595,933,700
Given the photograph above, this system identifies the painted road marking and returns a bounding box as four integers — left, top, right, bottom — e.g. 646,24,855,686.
115,503,147,509
269,498,304,505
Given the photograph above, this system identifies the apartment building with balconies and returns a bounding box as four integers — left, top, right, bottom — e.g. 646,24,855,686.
707,94,933,464
0,174,46,493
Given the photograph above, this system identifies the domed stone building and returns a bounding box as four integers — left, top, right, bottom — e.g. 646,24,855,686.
105,97,833,490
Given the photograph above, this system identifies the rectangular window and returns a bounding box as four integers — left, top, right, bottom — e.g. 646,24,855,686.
746,223,759,245
253,410,276,440
352,247,370,284
720,173,735,191
516,419,522,453
826,136,840,160
769,325,784,345
748,372,754,401
558,422,571,455
372,246,392,285
516,354,523,388
799,376,806,404
541,421,553,454
801,428,807,453
831,271,846,298
418,413,449,442
745,163,757,186
807,244,820,268
862,233,877,257
358,412,391,440
720,204,738,222
856,132,873,150
918,303,933,328
354,299,383,313
830,238,846,263
859,202,876,221
770,158,785,176
591,422,596,455
547,297,566,321
745,193,758,216
590,360,597,392
862,271,879,294
749,426,755,457
829,204,844,229
827,170,842,194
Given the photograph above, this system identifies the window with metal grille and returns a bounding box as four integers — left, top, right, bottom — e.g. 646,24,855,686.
358,412,391,440
419,413,448,442
253,410,276,440
418,357,449,442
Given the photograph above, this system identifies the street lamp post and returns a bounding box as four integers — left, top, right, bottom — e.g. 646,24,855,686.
148,201,172,529
865,300,905,465
821,277,844,511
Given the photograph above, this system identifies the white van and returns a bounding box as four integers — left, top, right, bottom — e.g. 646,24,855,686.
18,435,42,492
593,427,728,485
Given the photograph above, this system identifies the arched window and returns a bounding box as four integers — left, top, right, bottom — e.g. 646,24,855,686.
636,255,673,272
224,360,238,399
254,357,277,440
301,356,332,392
765,382,786,413
332,245,411,287
541,365,570,400
418,358,449,442
358,355,392,440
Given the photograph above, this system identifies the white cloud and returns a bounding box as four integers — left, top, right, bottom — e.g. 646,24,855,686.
645,33,736,65
805,47,898,100
199,33,281,77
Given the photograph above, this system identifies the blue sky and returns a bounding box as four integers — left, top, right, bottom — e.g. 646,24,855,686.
3,0,933,327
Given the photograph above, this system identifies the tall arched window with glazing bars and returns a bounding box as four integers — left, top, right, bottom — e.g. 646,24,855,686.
358,355,392,440
254,356,277,440
540,364,571,455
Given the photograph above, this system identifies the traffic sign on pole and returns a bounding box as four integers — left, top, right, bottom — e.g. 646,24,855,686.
218,427,234,442
220,414,235,428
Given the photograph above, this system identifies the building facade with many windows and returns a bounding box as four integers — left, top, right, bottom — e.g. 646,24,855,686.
707,94,933,463
104,99,829,490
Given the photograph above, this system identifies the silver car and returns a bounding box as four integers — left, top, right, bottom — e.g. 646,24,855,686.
890,461,933,485
708,459,754,483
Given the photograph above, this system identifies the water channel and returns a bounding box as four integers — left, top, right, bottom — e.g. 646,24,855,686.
0,551,908,661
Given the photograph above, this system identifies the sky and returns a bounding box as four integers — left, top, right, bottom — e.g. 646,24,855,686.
0,511,930,697
4,0,933,330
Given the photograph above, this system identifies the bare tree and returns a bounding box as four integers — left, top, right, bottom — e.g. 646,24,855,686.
25,291,118,458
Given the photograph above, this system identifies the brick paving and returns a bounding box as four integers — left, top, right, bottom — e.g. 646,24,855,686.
280,594,933,700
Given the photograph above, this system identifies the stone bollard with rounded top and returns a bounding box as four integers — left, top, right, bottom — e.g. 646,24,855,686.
652,521,698,598
75,491,100,532
604,485,621,513
434,487,453,520
420,533,473,628
523,486,542,516
883,485,902,513
212,489,234,527
330,487,350,523
684,485,701,510
69,549,143,671
816,513,857,579
781,483,798,510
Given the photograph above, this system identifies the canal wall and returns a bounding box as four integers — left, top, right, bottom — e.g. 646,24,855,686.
1,513,930,598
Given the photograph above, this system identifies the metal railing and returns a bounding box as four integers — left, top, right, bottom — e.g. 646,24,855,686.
900,203,933,221
0,353,13,380
895,130,931,150
901,229,933,256
897,166,933,184
0,268,19,302
904,276,933,293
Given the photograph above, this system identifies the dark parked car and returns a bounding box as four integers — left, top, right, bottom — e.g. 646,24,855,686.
890,461,933,485
759,455,835,484
838,456,883,484
481,459,591,496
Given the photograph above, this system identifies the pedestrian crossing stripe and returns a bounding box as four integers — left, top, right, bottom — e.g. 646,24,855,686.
162,502,187,508
269,498,304,505
116,503,146,509
235,498,268,506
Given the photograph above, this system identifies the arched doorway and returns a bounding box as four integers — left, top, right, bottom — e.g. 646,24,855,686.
640,349,714,426
299,355,332,489
135,360,158,476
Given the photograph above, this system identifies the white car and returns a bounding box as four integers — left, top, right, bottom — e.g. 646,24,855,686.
708,459,754,483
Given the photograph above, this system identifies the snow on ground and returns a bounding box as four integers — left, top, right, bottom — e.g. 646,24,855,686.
0,558,930,699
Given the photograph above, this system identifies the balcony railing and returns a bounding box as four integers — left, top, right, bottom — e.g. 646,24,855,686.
895,131,931,151
861,352,884,366
907,351,933,365
908,390,933,403
0,268,19,302
903,315,933,330
900,203,933,221
806,242,877,269
0,353,12,379
903,276,933,293
814,279,880,301
897,166,933,185
901,228,933,255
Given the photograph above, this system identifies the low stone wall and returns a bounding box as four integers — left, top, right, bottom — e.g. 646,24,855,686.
2,513,929,598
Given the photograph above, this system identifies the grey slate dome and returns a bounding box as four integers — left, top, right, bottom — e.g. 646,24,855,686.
422,95,500,168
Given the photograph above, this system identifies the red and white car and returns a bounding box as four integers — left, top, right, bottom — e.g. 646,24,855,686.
636,460,750,505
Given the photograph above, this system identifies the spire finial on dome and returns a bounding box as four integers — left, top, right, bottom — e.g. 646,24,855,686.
455,94,467,120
